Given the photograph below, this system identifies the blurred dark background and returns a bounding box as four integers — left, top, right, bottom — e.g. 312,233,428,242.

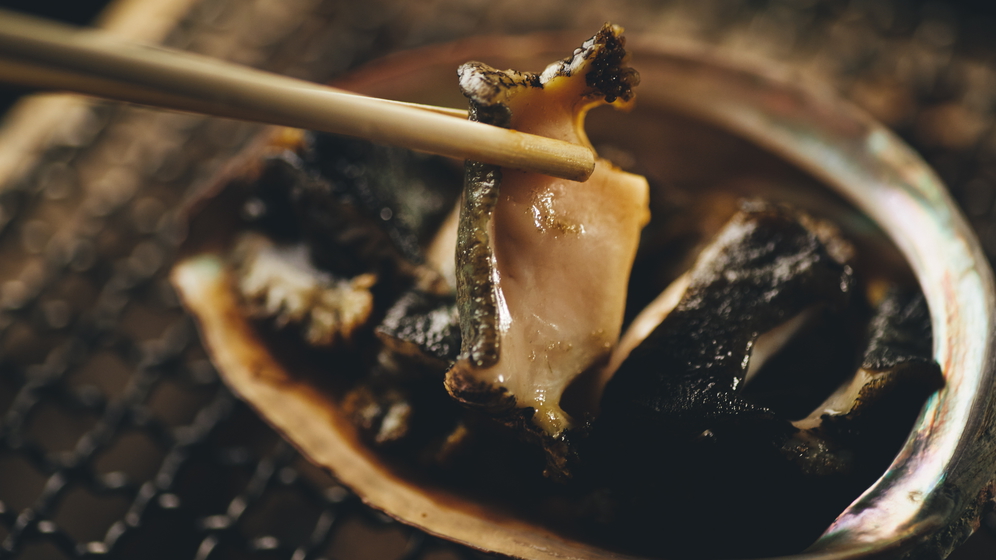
0,0,107,25
3,0,996,119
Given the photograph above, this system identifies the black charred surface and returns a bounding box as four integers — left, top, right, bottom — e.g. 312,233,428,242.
862,289,937,373
240,134,461,280
272,154,405,280
231,134,473,462
769,289,942,544
468,100,512,129
820,289,944,444
341,352,471,464
584,24,640,103
305,133,462,264
584,201,858,559
295,134,459,274
742,305,867,420
240,151,306,243
376,289,462,367
597,201,854,448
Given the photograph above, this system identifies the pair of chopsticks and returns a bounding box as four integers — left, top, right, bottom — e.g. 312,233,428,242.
0,9,595,182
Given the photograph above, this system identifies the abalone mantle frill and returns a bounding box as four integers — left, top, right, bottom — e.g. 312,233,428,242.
165,26,964,557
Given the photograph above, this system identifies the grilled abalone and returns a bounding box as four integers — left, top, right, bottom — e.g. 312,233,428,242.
169,25,991,560
583,202,943,558
446,23,648,478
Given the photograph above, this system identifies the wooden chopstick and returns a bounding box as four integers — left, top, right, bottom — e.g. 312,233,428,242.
0,10,595,182
0,58,471,123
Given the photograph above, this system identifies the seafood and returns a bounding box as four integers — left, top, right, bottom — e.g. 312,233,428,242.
446,23,647,477
586,202,943,558
171,25,996,560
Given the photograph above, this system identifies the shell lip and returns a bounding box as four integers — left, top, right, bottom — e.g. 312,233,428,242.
171,32,996,560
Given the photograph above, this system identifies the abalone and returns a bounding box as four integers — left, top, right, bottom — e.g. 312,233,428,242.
171,26,996,560
446,23,648,478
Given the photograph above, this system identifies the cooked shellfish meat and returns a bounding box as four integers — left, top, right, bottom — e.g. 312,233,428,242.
445,24,648,476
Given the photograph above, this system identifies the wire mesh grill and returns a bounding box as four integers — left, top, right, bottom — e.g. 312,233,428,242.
1,0,996,559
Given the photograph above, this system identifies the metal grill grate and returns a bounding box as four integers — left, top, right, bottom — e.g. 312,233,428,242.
2,1,996,559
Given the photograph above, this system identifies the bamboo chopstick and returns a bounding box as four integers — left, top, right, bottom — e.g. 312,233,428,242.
0,9,595,182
